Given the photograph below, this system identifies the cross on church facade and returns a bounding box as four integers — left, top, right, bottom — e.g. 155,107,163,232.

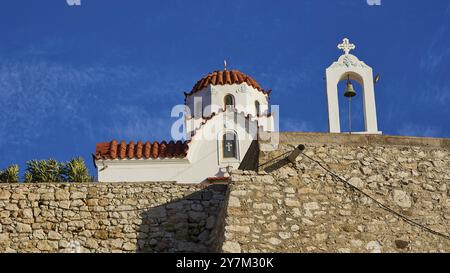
338,38,355,55
225,142,233,152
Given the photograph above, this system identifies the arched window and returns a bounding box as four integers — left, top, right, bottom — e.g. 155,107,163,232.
194,98,203,118
224,94,235,110
223,132,237,158
255,101,261,116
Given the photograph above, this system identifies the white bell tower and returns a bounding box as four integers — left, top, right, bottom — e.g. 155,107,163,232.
325,38,381,134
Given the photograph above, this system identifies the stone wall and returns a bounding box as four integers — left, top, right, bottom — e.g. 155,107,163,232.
0,182,226,253
1,133,449,253
218,133,450,253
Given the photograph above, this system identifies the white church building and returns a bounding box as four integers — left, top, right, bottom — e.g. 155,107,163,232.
93,68,276,183
93,38,380,183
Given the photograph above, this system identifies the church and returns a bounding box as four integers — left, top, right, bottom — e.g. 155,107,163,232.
93,66,276,183
93,38,380,183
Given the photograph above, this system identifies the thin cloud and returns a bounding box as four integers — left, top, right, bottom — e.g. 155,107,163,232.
419,20,450,105
96,105,175,142
0,58,140,146
281,119,314,132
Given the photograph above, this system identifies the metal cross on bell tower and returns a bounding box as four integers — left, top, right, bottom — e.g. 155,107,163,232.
337,38,356,55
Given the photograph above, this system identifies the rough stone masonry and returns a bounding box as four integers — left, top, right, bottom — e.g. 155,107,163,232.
0,133,449,253
217,133,450,253
0,182,226,253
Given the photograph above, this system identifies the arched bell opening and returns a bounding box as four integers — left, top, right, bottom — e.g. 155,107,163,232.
337,72,365,133
338,71,364,86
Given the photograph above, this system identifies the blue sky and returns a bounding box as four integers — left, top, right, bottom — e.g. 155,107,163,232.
0,0,449,176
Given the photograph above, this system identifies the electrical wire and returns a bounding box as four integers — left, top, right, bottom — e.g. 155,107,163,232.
301,152,450,241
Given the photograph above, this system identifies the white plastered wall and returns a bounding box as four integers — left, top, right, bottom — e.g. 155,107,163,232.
96,111,259,183
185,83,270,134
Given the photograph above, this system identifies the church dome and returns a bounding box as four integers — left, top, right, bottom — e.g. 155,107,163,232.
186,70,266,96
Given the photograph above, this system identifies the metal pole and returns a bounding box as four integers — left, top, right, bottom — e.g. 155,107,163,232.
348,97,352,134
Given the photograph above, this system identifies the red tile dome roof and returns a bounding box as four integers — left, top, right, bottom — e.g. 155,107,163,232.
186,69,270,96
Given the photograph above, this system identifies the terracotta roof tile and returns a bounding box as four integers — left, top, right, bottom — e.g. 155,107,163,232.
187,70,269,96
94,140,189,160
136,141,143,159
207,177,230,183
224,70,231,84
127,141,135,159
151,141,159,158
211,73,217,85
110,140,118,159
119,140,127,159
207,177,229,180
166,141,174,157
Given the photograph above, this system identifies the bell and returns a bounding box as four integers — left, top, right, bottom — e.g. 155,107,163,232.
344,79,356,98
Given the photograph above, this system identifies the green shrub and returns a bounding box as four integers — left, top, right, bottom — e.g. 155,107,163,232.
62,157,92,182
24,172,33,183
25,159,64,183
24,157,93,183
0,164,19,183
